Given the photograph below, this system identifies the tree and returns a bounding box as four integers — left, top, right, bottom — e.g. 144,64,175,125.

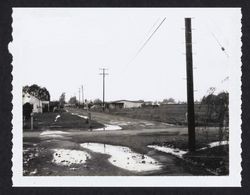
68,96,77,105
23,84,50,101
201,91,228,106
93,98,102,105
201,91,229,126
59,93,66,108
162,98,176,104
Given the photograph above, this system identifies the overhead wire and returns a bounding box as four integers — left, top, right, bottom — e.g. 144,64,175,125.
114,17,167,95
210,32,229,58
189,19,230,97
201,19,229,58
122,17,166,70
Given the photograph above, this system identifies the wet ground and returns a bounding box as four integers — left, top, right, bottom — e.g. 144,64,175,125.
66,108,174,130
23,108,220,176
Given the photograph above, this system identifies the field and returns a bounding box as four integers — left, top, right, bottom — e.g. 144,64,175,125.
106,104,228,126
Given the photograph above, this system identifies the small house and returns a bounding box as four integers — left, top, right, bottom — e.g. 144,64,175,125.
22,92,49,113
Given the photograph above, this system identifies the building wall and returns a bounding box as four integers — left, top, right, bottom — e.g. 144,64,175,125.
117,101,143,108
22,93,42,113
108,103,124,110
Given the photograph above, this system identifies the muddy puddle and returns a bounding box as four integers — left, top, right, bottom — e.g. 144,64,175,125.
71,113,88,119
52,149,90,166
40,131,70,138
147,145,188,158
81,143,162,172
148,140,229,159
197,140,229,151
92,124,122,131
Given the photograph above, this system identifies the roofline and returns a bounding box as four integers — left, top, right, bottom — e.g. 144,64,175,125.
109,100,144,103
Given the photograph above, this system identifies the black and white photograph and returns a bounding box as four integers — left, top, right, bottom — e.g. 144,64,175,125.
10,8,242,187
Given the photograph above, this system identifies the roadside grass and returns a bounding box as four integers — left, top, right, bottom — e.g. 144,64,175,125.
149,132,229,175
183,145,229,175
23,112,104,131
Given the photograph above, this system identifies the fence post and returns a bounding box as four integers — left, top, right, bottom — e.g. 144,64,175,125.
88,111,92,130
30,112,34,130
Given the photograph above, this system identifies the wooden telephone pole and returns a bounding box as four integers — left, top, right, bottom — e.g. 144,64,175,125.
185,18,196,151
78,88,81,106
99,68,108,111
81,85,84,106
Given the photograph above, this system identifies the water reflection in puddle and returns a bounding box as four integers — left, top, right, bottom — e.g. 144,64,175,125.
52,149,90,166
147,145,187,158
148,141,229,158
80,143,162,172
71,113,88,119
197,140,229,151
40,131,70,138
93,124,122,131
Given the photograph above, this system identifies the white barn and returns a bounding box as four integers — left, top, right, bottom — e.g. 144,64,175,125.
108,100,144,109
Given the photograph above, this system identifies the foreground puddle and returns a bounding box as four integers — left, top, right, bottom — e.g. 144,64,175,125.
93,124,122,131
80,143,162,172
147,145,187,158
148,140,229,158
198,140,229,151
109,121,134,126
71,113,88,119
52,149,90,166
40,131,70,138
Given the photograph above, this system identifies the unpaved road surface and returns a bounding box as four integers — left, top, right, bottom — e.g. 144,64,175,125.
23,108,212,176
66,107,175,130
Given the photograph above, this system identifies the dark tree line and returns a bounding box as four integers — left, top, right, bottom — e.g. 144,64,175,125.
200,91,229,126
201,91,229,106
23,84,50,101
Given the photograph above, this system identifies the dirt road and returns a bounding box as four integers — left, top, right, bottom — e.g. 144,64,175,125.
23,108,214,176
66,107,176,130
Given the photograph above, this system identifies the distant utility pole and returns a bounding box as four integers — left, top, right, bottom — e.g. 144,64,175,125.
185,18,196,151
99,68,108,111
81,85,84,105
78,88,81,106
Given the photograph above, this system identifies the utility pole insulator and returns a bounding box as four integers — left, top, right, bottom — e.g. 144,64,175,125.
185,18,196,152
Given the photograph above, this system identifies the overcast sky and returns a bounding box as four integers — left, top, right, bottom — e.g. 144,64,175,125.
11,8,241,102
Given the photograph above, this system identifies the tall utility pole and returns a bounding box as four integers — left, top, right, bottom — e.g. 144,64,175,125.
185,18,196,151
81,85,84,105
78,88,81,106
99,68,108,111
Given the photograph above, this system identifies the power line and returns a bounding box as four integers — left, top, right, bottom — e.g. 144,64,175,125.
147,17,161,35
125,17,166,67
201,19,229,58
210,32,229,58
221,76,229,83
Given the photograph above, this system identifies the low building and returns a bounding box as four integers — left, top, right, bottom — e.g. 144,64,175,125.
108,100,144,109
22,92,49,113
